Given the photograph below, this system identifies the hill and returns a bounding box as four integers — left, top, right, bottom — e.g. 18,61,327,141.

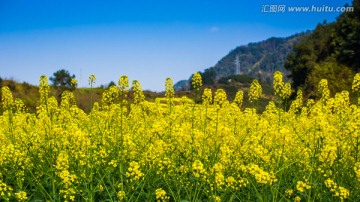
175,33,306,90
212,33,305,83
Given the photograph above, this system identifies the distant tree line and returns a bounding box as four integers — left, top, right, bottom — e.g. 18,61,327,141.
285,0,360,98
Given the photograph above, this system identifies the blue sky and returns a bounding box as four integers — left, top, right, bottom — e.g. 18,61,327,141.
0,0,352,91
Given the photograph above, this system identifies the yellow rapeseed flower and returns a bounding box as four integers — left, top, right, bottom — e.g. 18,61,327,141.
155,188,170,202
192,72,202,90
352,73,360,92
233,90,244,108
249,79,262,102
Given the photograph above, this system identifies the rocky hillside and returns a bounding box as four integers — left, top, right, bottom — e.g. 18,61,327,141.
175,33,306,90
213,33,306,82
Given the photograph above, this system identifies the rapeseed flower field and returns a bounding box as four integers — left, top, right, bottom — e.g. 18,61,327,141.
1,72,360,201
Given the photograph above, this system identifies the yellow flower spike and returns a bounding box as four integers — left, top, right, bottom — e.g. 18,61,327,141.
165,78,174,107
192,72,202,90
117,190,126,200
202,88,213,106
282,82,292,100
214,88,228,108
70,78,78,89
249,79,262,103
1,86,13,111
132,80,145,104
294,196,301,202
318,79,330,101
39,75,50,106
233,90,244,109
285,189,293,198
88,74,96,86
102,86,119,106
273,71,284,96
118,75,129,91
352,73,360,92
15,191,27,201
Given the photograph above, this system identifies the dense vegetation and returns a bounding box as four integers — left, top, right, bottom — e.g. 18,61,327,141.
285,0,360,98
1,72,360,201
0,73,276,113
0,79,165,114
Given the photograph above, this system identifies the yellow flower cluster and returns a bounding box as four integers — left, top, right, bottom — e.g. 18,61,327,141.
132,80,145,104
324,178,350,201
296,180,311,193
126,161,144,182
155,188,170,202
318,79,330,101
0,180,13,200
88,74,96,86
249,79,262,102
285,189,293,198
247,164,277,185
273,71,291,100
352,73,360,92
233,90,244,108
1,86,13,110
273,71,284,95
319,144,337,166
39,75,50,105
289,90,303,113
202,88,213,106
102,86,118,106
14,191,27,201
192,160,206,179
192,72,202,90
214,89,228,108
294,196,301,202
165,78,174,99
1,73,360,201
60,188,76,201
118,75,129,91
117,190,126,200
213,195,221,202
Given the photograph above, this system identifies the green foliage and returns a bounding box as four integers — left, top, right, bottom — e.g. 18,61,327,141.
108,81,116,89
50,69,76,90
201,67,216,85
285,0,359,98
307,59,354,97
332,0,360,69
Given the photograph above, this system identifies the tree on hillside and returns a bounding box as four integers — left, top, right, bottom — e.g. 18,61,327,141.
50,69,76,90
285,0,359,98
332,0,360,70
201,68,216,85
108,81,116,89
